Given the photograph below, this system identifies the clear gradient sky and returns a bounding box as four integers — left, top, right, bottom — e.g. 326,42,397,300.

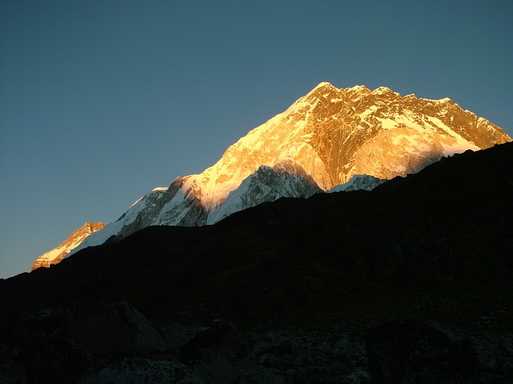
1,1,512,279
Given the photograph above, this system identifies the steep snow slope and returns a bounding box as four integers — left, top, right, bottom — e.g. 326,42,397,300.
69,188,172,256
207,160,323,224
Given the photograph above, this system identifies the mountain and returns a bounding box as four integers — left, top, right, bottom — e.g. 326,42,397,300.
31,222,107,270
64,83,511,258
2,142,513,383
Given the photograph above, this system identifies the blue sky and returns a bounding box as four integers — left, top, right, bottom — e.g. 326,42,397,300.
1,0,512,279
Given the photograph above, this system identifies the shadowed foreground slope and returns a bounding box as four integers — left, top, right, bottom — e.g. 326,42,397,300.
1,142,512,383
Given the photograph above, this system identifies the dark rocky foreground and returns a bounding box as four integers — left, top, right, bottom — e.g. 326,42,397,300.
1,142,513,383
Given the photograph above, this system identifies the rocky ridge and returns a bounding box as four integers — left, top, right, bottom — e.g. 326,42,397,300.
31,222,107,270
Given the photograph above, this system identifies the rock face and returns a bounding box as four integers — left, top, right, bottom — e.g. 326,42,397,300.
66,83,511,256
31,222,107,270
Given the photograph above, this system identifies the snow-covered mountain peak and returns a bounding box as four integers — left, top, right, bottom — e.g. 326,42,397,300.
310,81,335,91
98,83,512,221
37,83,511,264
372,86,400,97
329,174,387,193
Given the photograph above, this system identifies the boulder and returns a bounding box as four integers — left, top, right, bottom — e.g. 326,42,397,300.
179,320,239,363
365,321,482,384
19,335,91,384
65,301,167,356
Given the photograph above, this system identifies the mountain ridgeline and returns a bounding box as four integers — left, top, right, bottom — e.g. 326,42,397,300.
33,82,511,268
